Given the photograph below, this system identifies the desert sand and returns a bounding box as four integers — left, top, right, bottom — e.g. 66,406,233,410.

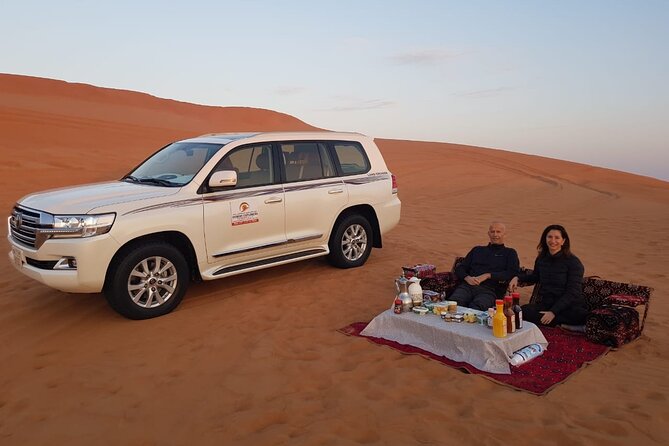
1,73,668,445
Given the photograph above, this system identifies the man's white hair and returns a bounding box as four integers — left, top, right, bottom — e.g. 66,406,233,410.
489,221,506,231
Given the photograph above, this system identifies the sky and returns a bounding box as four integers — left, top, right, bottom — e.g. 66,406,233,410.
1,0,668,180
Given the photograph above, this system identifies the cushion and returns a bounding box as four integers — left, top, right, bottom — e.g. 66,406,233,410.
585,306,641,348
606,294,648,307
420,272,458,298
582,277,652,311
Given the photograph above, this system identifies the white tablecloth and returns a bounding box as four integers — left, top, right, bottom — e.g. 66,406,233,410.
360,308,548,374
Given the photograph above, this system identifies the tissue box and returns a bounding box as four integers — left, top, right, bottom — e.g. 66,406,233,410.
402,263,436,279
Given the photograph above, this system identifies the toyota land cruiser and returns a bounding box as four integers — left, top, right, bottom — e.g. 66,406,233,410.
8,132,401,319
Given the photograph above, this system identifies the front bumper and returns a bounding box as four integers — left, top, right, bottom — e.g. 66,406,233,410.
7,229,122,293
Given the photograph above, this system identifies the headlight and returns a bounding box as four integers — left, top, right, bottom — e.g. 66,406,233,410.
49,213,116,238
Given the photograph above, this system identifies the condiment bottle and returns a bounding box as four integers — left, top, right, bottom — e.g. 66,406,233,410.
487,307,494,328
512,292,523,329
393,296,403,314
493,299,507,338
504,295,516,333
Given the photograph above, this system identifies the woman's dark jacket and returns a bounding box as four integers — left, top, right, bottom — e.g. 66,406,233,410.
518,251,585,315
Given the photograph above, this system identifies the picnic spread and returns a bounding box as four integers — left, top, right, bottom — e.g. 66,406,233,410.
360,307,547,374
345,260,654,392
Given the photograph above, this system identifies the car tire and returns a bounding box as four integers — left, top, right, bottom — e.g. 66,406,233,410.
327,214,373,268
105,242,190,319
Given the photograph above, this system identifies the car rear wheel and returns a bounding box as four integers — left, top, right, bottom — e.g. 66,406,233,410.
327,214,372,268
105,242,189,319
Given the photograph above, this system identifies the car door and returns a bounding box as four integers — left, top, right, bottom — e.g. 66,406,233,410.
281,141,349,247
202,143,286,264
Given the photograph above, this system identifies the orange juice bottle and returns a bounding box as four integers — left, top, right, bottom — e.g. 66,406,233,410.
493,299,507,338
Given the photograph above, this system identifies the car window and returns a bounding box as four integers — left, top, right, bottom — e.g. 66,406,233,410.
129,142,224,186
333,142,370,175
281,142,333,182
215,144,274,188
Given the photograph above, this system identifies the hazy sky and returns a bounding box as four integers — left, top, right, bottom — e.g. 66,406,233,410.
2,1,668,180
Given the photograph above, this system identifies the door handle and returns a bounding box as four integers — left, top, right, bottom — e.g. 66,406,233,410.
264,196,283,204
328,189,344,194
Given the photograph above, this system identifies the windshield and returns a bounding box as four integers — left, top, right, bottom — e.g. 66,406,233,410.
124,142,225,187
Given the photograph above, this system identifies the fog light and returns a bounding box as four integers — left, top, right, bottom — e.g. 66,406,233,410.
54,257,77,270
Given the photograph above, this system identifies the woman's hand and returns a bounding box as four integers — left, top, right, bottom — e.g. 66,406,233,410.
540,311,556,325
507,276,519,292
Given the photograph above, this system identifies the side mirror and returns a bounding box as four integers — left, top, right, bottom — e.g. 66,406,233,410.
209,170,237,188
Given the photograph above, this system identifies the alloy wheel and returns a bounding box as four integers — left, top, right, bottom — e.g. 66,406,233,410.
127,256,178,308
341,224,368,261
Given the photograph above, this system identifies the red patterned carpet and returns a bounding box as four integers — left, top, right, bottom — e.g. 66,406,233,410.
339,322,610,395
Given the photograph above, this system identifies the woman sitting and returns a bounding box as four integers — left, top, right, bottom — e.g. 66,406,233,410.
508,224,588,326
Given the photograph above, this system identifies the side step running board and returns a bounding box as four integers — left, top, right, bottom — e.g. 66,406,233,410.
212,248,327,276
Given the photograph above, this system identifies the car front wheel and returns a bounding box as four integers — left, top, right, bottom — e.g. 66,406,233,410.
327,214,372,268
105,242,189,319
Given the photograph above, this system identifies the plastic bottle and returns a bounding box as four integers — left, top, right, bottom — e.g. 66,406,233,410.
486,307,494,328
504,295,516,333
493,299,507,338
512,292,523,329
509,343,545,366
393,296,403,314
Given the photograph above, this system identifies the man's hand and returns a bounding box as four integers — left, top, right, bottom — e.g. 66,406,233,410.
464,276,479,286
474,273,491,284
465,273,491,286
508,276,519,292
540,311,555,325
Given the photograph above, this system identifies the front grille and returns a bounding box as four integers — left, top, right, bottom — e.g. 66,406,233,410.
10,206,43,248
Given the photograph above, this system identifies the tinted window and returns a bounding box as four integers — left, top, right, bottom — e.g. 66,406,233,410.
281,142,333,182
215,144,274,188
333,142,370,175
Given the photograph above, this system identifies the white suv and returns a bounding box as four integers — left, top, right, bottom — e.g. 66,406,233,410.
8,132,401,319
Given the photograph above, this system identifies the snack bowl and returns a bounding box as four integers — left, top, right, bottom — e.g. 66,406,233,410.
412,306,429,316
433,304,448,315
442,312,454,322
453,313,465,323
464,312,477,323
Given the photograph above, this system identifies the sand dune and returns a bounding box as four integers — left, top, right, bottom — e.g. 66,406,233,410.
1,74,668,445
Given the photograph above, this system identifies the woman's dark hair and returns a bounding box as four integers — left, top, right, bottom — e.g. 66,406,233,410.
537,224,572,257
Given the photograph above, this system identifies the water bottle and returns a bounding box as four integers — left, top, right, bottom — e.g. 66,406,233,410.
509,343,545,366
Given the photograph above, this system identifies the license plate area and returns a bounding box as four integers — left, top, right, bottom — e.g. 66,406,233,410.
12,246,24,268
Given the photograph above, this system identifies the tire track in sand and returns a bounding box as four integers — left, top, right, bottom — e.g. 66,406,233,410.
448,146,620,199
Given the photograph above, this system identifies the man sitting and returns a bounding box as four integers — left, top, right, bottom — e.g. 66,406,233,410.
451,222,520,310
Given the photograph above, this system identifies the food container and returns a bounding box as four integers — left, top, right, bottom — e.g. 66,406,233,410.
433,303,448,315
453,313,465,323
477,313,488,326
448,301,458,313
441,313,453,322
464,312,477,323
412,306,429,316
422,290,441,303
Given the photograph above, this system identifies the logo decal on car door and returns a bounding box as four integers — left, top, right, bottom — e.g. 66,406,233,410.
232,200,259,226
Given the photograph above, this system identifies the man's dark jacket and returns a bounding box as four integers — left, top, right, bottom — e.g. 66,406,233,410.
454,243,520,297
